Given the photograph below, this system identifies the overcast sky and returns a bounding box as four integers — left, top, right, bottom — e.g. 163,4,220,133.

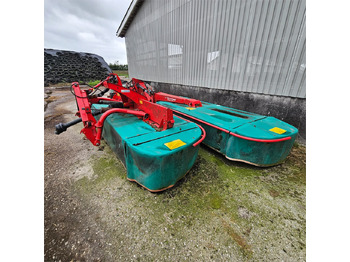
44,0,132,64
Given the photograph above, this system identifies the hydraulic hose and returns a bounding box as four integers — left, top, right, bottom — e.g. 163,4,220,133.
94,109,147,145
172,114,206,147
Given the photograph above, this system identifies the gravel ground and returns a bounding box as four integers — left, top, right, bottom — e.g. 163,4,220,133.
44,86,306,261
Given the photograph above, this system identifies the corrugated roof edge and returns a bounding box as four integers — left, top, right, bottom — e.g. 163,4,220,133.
116,0,145,38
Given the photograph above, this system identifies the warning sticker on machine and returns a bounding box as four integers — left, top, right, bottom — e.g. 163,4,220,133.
185,107,196,110
164,139,186,150
269,127,287,134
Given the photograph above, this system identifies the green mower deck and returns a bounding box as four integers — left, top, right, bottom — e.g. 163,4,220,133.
92,104,202,192
157,101,298,166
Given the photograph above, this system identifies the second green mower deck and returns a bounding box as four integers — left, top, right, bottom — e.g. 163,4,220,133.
157,101,298,166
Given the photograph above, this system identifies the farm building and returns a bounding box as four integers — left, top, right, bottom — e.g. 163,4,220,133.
117,0,306,140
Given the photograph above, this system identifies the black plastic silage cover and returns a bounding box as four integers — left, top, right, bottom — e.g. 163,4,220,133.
44,49,113,86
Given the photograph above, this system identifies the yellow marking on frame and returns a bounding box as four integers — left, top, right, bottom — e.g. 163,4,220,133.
186,107,196,110
269,127,286,134
164,139,186,150
139,100,143,104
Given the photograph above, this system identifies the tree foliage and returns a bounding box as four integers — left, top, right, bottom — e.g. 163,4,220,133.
108,63,128,70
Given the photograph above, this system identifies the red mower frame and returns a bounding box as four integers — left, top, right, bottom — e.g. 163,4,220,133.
56,73,205,147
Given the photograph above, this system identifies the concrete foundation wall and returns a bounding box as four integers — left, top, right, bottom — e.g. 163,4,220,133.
151,82,306,141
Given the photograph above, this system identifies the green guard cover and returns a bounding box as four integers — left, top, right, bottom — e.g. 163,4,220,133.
157,101,298,166
92,104,202,191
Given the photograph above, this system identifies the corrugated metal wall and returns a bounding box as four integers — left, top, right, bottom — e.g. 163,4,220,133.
125,0,306,98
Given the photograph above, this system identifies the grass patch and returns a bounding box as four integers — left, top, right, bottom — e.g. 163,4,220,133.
112,70,129,78
74,143,126,192
88,79,101,86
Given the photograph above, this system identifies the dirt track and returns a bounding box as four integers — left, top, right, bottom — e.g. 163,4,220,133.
44,86,306,261
45,87,106,261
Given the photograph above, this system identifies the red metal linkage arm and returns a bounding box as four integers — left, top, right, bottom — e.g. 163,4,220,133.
89,97,119,104
72,81,148,146
100,74,175,130
71,82,99,144
131,78,154,102
154,92,202,107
